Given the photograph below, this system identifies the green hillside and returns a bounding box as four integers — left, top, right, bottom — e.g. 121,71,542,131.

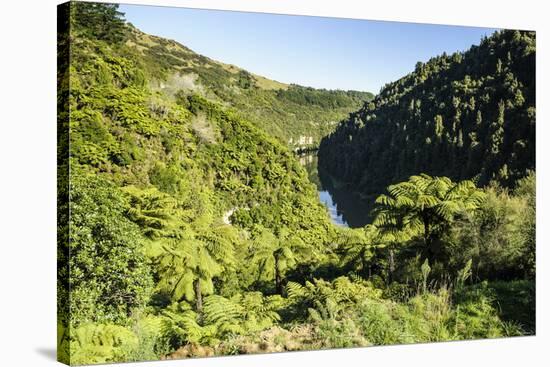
58,3,535,365
124,23,372,148
319,30,535,195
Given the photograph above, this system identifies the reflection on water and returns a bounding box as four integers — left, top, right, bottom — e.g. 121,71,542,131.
300,153,374,228
319,190,348,226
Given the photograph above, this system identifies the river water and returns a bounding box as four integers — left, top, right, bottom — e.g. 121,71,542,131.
299,153,375,228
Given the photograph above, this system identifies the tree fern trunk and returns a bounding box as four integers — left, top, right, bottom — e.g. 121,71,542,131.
361,251,367,277
274,256,282,294
194,279,202,312
422,213,435,261
388,247,395,284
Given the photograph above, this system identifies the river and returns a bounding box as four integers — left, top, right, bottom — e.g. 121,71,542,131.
299,153,375,228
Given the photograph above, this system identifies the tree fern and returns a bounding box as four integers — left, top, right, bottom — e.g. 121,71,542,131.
161,302,204,347
336,225,385,277
123,185,180,239
248,226,308,293
373,174,485,262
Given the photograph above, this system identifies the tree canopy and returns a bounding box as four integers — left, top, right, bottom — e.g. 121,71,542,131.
319,30,536,194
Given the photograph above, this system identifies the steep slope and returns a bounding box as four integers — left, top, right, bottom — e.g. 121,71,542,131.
65,19,332,238
59,7,339,362
124,25,373,148
319,30,535,196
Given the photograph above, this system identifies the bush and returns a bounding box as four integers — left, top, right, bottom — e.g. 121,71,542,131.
444,182,532,280
67,173,153,326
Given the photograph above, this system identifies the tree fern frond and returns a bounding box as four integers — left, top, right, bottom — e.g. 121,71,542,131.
286,281,306,300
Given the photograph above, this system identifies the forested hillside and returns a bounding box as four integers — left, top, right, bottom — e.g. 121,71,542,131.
58,3,535,365
123,23,372,148
319,30,535,195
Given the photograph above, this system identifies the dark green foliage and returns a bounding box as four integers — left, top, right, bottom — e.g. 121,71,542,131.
57,6,72,364
514,173,536,277
319,30,535,195
70,2,127,43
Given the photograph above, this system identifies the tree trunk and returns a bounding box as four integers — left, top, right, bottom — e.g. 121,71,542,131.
274,256,282,294
361,250,366,275
194,279,202,312
388,247,395,284
423,216,430,246
422,213,434,261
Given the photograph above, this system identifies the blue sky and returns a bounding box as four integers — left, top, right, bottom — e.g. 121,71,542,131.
120,4,498,93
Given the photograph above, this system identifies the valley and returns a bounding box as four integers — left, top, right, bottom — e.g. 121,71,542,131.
57,3,536,365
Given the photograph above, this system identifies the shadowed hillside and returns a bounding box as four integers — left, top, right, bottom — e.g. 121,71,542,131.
319,30,535,195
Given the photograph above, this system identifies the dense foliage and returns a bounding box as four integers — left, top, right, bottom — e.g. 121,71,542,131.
319,30,535,195
58,3,535,365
